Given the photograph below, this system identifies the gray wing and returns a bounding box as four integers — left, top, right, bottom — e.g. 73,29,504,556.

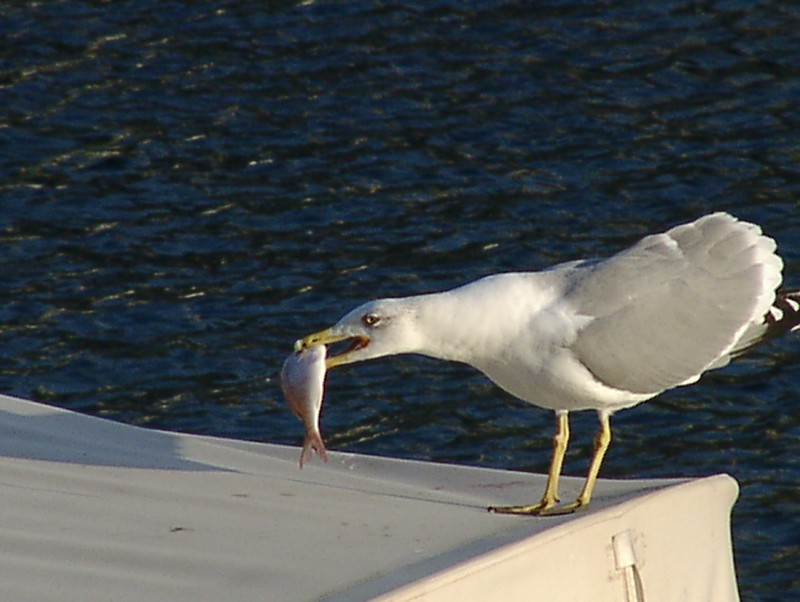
564,213,782,395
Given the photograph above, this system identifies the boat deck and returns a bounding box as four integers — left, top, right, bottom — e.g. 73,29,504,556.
0,394,739,601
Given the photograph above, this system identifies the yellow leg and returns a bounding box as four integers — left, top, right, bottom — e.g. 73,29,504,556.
489,412,569,515
558,411,612,514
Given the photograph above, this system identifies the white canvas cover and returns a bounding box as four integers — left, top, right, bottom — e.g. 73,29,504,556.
0,394,738,601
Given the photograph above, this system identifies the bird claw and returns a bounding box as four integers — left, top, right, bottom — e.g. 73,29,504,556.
488,497,587,517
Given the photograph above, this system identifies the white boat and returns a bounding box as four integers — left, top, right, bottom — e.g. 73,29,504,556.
0,393,738,601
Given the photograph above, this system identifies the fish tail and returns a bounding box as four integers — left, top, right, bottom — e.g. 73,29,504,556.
299,432,328,468
309,431,328,462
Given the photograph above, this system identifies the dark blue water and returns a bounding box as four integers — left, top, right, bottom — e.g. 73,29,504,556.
2,1,800,599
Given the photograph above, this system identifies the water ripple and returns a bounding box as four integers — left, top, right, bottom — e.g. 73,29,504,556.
2,1,800,598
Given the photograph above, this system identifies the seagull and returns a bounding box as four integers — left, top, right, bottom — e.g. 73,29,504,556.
294,212,800,515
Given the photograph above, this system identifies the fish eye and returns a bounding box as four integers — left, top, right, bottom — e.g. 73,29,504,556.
362,313,381,327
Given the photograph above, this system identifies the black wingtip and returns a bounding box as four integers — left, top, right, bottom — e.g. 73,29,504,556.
764,289,800,339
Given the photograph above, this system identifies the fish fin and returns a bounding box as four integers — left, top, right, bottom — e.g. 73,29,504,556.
299,440,313,469
309,431,328,463
299,432,328,468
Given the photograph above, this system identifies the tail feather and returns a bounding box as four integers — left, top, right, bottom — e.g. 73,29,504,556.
765,289,800,337
733,289,800,357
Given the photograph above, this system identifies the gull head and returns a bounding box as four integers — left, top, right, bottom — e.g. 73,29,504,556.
294,298,422,369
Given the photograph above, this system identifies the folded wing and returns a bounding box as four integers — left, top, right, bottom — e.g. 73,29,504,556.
566,213,783,395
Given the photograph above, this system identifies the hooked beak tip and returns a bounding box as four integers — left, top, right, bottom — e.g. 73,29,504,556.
294,328,334,354
293,328,370,368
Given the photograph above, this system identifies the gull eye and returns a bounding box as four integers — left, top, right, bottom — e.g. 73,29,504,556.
362,313,381,327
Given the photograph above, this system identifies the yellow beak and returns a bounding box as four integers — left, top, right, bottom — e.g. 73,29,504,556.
294,328,370,369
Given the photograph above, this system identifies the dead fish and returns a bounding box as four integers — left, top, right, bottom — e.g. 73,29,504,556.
280,345,328,468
